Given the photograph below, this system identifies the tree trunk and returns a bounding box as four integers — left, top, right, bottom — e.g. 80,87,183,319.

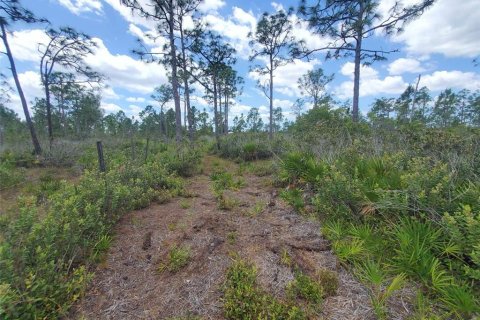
411,74,421,122
269,55,274,139
179,24,194,142
352,1,364,123
168,2,182,143
352,38,362,122
1,23,42,155
224,95,229,134
213,76,219,148
44,80,54,147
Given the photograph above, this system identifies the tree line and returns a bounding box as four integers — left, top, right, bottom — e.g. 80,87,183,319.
0,0,452,154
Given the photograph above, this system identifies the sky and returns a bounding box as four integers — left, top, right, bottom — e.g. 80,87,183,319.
1,0,480,123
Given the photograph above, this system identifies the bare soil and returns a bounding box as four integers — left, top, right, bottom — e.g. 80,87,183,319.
72,156,414,320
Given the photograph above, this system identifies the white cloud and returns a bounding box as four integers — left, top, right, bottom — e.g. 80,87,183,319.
250,58,321,97
203,9,255,59
101,102,122,114
5,71,43,118
85,37,169,94
392,0,480,58
126,96,146,103
388,58,425,75
0,29,49,62
335,62,408,98
56,0,103,15
420,71,480,91
103,0,155,30
4,28,169,96
232,7,257,29
340,62,379,80
198,0,226,13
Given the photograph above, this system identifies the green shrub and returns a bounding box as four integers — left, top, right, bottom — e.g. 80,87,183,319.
443,205,480,281
0,158,184,319
316,269,339,297
280,188,305,212
0,161,25,189
158,246,191,273
223,259,305,320
286,272,323,305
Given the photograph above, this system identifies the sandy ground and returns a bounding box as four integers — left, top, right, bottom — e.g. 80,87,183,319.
71,156,414,320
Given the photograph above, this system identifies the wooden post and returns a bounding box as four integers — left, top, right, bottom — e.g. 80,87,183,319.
96,140,106,172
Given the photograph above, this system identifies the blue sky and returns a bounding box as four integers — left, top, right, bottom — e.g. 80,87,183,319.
2,0,479,123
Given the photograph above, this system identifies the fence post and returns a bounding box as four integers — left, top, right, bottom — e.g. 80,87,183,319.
96,140,106,172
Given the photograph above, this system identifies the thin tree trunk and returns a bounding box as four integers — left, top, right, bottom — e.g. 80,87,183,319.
352,1,364,123
1,23,42,155
168,2,182,144
44,80,54,147
225,95,229,134
269,55,274,139
352,38,362,122
411,74,421,122
213,77,219,148
179,23,194,141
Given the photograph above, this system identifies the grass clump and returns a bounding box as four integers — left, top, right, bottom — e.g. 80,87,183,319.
215,192,239,211
227,231,237,245
223,259,306,320
286,272,323,305
210,171,245,193
0,160,25,189
316,269,339,298
248,201,265,217
356,260,407,320
158,246,191,273
280,188,305,213
179,199,191,209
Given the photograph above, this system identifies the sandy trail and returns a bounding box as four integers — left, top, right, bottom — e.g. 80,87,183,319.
72,156,412,320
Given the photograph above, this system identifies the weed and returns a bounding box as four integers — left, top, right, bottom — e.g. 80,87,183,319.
316,269,339,297
91,234,112,263
356,260,406,320
179,199,191,209
248,201,265,217
332,238,366,264
210,171,245,192
286,272,323,306
158,246,191,273
223,259,306,319
215,192,239,211
280,247,292,268
227,231,237,245
280,188,305,212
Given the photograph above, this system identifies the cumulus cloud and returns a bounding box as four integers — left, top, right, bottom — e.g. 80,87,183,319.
103,0,156,30
101,102,123,114
1,29,49,62
202,7,256,59
126,97,146,103
56,0,103,15
335,62,408,98
6,71,43,117
420,71,480,91
388,58,425,75
390,0,480,58
249,59,321,97
198,0,226,13
85,38,169,94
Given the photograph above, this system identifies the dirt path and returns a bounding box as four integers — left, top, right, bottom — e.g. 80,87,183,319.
73,156,381,319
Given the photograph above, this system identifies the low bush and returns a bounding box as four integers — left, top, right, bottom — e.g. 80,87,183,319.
0,158,184,319
158,246,191,273
223,259,306,319
0,160,25,189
